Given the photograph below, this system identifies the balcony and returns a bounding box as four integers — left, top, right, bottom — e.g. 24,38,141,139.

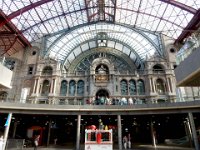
175,45,200,86
0,99,200,115
0,63,13,89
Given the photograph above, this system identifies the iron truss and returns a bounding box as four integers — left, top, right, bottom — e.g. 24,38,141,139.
0,11,30,56
0,0,199,56
44,22,162,69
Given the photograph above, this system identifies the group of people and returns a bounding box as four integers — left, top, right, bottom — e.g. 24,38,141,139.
33,134,58,149
87,97,137,105
123,134,131,149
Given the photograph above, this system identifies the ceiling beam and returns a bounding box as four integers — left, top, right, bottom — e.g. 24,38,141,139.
84,0,91,22
0,11,31,48
175,9,200,43
1,37,17,55
0,31,16,37
0,0,55,28
159,0,197,14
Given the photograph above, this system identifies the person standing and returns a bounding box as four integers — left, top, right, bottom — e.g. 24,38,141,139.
33,135,40,150
54,136,57,145
128,133,131,149
123,135,128,149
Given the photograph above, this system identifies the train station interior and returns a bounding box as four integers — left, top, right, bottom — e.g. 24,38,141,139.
0,0,200,149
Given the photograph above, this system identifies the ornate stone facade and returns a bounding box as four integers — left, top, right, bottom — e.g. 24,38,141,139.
5,45,176,105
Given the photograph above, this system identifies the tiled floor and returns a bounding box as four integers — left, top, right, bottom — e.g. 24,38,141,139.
20,144,195,150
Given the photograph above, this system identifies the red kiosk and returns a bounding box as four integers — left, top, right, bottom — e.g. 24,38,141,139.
27,126,43,145
85,129,113,150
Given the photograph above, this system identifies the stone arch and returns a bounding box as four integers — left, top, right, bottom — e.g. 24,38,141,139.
69,80,76,96
155,78,166,94
137,79,145,95
41,79,50,96
91,57,115,75
120,79,128,95
60,80,68,96
95,64,109,74
129,79,136,95
95,89,110,105
152,64,165,73
77,80,84,96
42,66,53,75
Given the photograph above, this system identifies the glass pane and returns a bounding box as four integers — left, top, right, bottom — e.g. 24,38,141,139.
129,80,136,95
69,80,76,96
137,80,145,95
77,80,84,96
60,80,68,96
120,80,128,95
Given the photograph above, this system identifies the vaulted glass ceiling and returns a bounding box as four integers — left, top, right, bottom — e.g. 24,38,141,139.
1,0,199,67
45,23,162,68
1,0,199,42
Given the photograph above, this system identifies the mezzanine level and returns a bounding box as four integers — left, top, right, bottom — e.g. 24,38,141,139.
0,99,200,115
175,46,200,86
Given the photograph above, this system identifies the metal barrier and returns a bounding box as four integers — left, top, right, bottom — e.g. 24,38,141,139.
5,139,25,150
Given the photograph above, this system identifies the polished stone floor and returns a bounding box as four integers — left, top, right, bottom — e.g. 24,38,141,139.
21,144,195,150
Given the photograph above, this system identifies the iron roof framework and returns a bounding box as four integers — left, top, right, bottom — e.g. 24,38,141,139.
0,11,30,56
0,0,200,61
44,22,162,69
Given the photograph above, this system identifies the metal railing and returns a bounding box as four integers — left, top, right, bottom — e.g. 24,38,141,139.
5,139,25,150
1,96,200,106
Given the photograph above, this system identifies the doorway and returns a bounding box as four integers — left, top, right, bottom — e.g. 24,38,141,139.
95,89,109,105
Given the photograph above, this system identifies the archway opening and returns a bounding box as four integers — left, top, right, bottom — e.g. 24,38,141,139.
95,64,109,74
95,89,109,105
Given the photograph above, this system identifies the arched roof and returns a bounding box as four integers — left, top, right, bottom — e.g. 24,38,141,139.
44,23,162,67
1,0,199,42
0,0,199,63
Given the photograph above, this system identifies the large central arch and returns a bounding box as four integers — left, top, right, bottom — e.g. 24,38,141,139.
44,23,163,69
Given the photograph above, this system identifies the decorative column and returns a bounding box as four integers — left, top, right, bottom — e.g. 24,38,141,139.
127,80,130,96
76,115,81,150
188,112,200,150
149,77,152,93
169,78,173,93
75,81,77,97
50,79,54,94
36,78,41,94
167,77,171,93
33,78,38,94
151,78,155,93
117,115,122,150
53,78,57,94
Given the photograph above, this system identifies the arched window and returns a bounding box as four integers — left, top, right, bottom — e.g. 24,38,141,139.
120,79,128,95
77,80,84,96
42,66,53,75
0,91,8,101
60,80,67,96
156,79,165,95
129,79,136,95
153,64,164,73
69,80,76,96
137,79,145,95
41,80,50,96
